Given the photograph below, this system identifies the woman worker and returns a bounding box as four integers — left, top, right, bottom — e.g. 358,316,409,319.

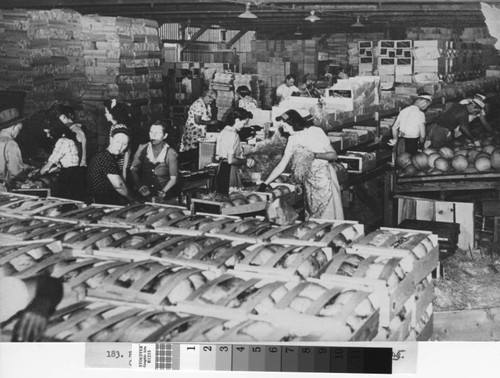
235,86,258,111
215,108,255,194
130,121,179,202
259,109,344,220
179,89,218,167
87,127,136,205
103,99,132,180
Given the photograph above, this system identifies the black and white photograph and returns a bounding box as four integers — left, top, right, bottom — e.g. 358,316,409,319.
1,1,500,365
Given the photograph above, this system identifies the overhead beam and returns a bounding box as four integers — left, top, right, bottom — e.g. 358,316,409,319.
181,24,209,51
225,29,248,49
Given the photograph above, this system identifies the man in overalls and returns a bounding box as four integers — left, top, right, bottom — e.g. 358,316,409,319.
130,121,179,202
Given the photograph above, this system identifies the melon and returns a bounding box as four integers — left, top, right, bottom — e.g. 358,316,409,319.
451,155,468,172
434,157,450,172
416,171,427,176
454,149,468,157
439,146,454,159
396,152,412,169
475,156,491,171
463,166,478,174
404,164,418,176
467,149,481,163
483,145,496,155
491,150,500,169
412,152,428,170
428,169,444,175
428,153,441,168
423,148,437,155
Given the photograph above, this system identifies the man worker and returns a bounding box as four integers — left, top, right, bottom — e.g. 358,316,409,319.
428,98,483,148
459,93,495,134
389,94,432,155
275,74,299,104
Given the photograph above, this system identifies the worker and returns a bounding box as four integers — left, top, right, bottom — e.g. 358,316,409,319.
337,66,349,80
428,99,482,148
459,94,495,134
389,94,432,155
38,120,85,201
130,121,179,202
215,107,256,194
0,274,63,341
259,109,344,220
53,104,87,167
179,89,218,167
228,47,240,73
0,107,31,191
275,74,299,104
103,99,132,180
235,85,258,110
87,127,136,205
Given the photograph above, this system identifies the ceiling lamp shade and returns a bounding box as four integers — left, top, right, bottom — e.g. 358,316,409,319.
238,2,258,19
294,29,303,36
351,16,365,27
305,10,320,22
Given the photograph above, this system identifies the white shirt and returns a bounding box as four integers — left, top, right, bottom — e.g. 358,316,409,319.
70,123,87,166
216,126,243,161
284,126,331,157
393,105,426,139
276,83,299,103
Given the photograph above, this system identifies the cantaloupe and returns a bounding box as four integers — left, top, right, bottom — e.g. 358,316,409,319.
396,152,412,169
423,148,437,155
491,150,500,169
475,156,491,171
412,152,428,170
451,155,468,172
428,153,441,168
483,145,496,155
439,146,454,159
454,149,468,157
428,169,444,175
434,157,450,172
404,164,418,176
467,149,481,163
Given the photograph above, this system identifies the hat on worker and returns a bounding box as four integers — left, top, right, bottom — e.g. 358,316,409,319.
0,108,25,130
417,94,433,102
471,98,485,109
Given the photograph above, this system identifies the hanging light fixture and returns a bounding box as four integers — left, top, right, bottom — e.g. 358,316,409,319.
238,2,258,19
294,28,303,36
305,10,320,22
351,16,365,27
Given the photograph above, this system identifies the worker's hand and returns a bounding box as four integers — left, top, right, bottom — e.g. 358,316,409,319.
158,190,166,199
246,158,256,168
387,138,397,147
12,310,48,342
209,120,218,126
139,186,151,197
257,183,268,192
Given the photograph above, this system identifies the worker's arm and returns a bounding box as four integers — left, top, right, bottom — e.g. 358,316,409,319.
479,113,494,133
419,121,426,144
392,117,401,139
107,173,135,202
264,153,292,186
314,142,337,162
129,144,146,190
39,160,55,175
160,176,177,198
194,114,217,126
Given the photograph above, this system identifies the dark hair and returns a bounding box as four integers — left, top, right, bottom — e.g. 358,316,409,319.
276,109,307,131
47,123,78,144
104,99,132,127
236,85,251,97
110,126,130,138
226,108,253,126
50,104,75,121
285,74,296,82
150,120,168,133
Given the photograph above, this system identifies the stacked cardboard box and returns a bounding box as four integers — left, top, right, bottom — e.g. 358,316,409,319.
0,9,85,114
210,72,233,121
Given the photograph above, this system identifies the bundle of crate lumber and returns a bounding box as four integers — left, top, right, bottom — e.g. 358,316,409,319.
0,9,86,115
0,193,437,342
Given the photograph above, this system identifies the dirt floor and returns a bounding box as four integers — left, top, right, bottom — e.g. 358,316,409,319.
433,242,500,311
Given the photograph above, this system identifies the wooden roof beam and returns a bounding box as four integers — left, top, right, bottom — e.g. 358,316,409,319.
225,29,248,49
181,24,209,51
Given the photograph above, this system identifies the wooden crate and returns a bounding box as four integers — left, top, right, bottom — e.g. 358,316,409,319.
0,217,77,242
0,196,84,217
40,300,201,342
36,204,121,224
190,191,269,216
96,231,253,273
0,240,64,279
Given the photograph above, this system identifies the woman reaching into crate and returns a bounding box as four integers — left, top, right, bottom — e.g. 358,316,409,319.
215,107,256,195
259,109,344,220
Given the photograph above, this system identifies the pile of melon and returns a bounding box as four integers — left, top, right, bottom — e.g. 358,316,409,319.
397,136,500,176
